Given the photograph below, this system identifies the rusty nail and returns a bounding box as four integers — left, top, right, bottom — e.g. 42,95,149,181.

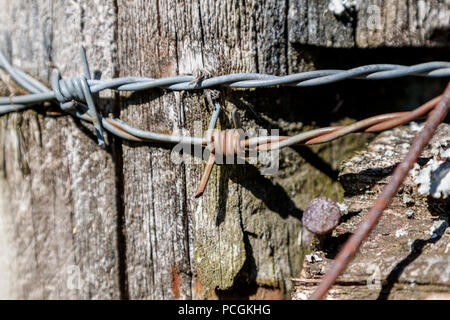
302,197,341,236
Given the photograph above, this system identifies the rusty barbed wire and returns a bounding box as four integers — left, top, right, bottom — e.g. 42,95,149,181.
192,94,442,195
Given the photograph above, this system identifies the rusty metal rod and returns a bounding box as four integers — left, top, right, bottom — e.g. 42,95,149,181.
194,153,216,198
194,95,441,197
364,95,441,132
309,82,450,300
244,95,440,151
305,112,408,145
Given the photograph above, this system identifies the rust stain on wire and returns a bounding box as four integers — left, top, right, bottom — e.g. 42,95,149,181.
309,82,450,300
191,94,442,195
245,95,441,150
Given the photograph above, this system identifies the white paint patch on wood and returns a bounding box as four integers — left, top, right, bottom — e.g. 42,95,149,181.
411,142,450,199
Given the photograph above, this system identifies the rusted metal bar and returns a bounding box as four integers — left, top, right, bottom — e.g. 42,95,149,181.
365,95,441,132
194,94,441,197
246,95,440,150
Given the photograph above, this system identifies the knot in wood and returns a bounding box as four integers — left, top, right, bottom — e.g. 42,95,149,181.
208,129,245,157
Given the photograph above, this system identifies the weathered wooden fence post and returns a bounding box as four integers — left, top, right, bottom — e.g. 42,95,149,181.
0,0,448,299
0,0,122,299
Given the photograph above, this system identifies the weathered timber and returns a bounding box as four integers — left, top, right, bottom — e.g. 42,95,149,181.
0,0,448,300
0,0,121,299
289,0,450,48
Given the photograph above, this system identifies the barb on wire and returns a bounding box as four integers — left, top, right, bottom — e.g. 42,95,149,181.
190,93,442,195
309,82,450,300
0,49,206,147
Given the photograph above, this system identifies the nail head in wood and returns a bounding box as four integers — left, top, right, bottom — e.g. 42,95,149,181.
302,197,341,235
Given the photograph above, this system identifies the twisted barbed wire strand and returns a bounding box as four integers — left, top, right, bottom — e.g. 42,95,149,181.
0,49,205,146
0,48,447,152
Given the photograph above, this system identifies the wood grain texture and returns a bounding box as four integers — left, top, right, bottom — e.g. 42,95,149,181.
0,0,121,299
116,0,448,300
117,0,300,299
356,0,450,48
116,0,377,300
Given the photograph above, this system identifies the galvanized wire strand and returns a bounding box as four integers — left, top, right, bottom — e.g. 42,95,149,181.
1,50,449,106
0,49,206,146
0,48,448,150
0,52,48,94
208,102,221,131
0,103,28,115
2,47,447,296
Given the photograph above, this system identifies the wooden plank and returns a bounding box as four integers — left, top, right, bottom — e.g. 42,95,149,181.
356,0,450,48
0,0,122,299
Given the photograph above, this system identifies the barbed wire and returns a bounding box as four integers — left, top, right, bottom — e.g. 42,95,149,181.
2,47,449,299
0,47,448,153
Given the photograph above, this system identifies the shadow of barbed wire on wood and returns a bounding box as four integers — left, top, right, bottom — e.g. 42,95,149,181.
215,163,231,227
214,161,303,226
215,228,259,299
230,162,303,221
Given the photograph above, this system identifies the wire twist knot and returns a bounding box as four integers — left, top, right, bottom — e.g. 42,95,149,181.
51,70,86,110
50,48,105,147
207,129,245,157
